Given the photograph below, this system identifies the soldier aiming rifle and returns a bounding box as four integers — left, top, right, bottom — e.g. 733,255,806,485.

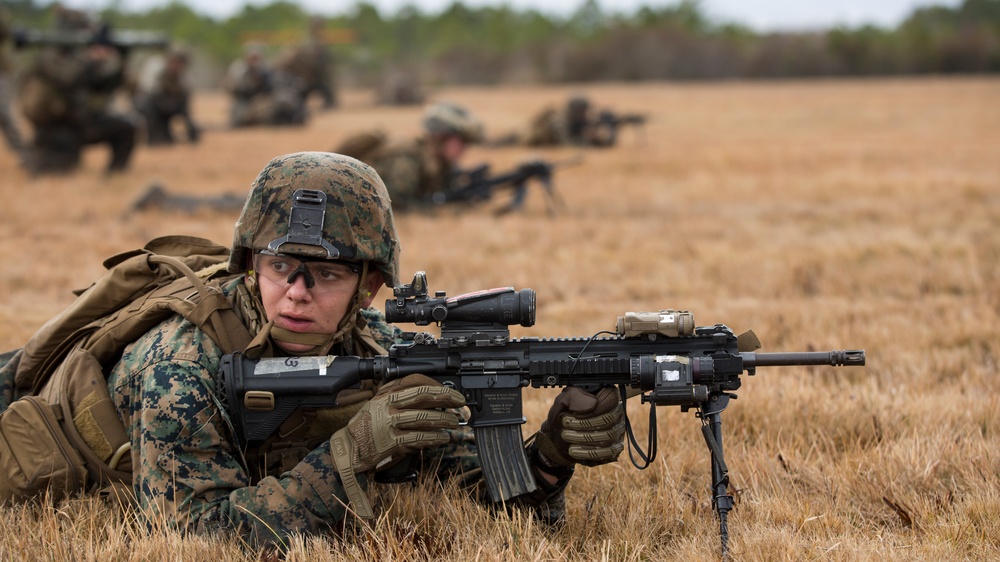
489,94,648,148
336,101,575,215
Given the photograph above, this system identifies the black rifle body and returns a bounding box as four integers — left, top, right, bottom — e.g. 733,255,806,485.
429,159,572,214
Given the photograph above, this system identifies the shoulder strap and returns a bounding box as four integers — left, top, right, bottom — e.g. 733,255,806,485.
16,236,248,393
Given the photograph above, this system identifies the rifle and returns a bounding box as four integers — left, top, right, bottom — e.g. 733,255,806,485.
125,183,245,216
592,110,648,146
428,157,579,216
13,26,170,51
218,272,866,556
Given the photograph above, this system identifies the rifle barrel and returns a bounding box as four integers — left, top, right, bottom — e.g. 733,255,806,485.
742,350,865,367
14,28,170,50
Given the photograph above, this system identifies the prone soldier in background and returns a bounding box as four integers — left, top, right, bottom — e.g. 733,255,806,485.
375,67,425,106
132,47,199,145
226,43,307,128
0,6,24,155
334,101,484,210
17,25,136,175
491,93,646,148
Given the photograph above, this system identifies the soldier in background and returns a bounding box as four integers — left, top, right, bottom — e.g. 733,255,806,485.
17,26,136,175
273,17,336,110
51,2,95,31
133,47,199,145
226,43,306,128
333,101,483,210
491,94,645,148
375,68,425,106
0,7,25,155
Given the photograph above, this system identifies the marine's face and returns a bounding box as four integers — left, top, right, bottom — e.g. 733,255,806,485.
254,253,383,354
438,134,467,164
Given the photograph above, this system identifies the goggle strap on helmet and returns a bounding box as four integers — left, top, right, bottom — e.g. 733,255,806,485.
266,189,341,259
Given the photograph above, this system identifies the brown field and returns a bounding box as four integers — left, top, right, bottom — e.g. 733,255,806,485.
1,77,999,561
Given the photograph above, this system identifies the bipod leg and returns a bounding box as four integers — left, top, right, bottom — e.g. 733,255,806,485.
495,184,527,216
699,395,733,559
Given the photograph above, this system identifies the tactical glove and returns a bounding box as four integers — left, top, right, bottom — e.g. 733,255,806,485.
330,374,466,518
534,386,626,472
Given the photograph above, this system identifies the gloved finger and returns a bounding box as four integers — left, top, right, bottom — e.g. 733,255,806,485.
561,417,626,446
550,387,598,419
392,409,461,431
586,387,622,417
561,408,623,431
569,441,625,465
381,373,444,393
391,429,453,450
389,384,467,411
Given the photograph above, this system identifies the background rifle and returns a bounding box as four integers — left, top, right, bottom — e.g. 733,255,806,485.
125,183,245,215
219,271,866,557
593,110,648,146
429,157,580,215
13,26,170,51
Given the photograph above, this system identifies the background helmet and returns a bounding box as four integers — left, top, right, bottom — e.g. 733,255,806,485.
422,101,483,143
229,151,401,288
567,94,591,115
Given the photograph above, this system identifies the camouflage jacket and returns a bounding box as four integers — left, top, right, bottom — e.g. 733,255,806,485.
365,137,453,211
104,276,398,544
524,106,611,147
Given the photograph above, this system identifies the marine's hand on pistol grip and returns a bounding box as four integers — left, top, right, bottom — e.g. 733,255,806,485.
330,374,466,518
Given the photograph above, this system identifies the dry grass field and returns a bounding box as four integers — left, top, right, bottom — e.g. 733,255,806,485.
1,76,998,561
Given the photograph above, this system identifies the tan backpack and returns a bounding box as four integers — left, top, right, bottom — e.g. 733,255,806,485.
0,235,252,503
334,129,388,164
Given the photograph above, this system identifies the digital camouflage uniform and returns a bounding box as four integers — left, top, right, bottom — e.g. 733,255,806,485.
133,51,199,145
362,137,453,211
524,98,608,147
103,279,470,543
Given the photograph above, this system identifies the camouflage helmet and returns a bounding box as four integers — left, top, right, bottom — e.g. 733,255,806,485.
423,101,483,143
229,152,400,287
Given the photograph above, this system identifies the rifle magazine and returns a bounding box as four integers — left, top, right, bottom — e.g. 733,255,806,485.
475,424,536,502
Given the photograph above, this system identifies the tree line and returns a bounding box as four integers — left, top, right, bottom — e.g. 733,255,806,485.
6,0,999,86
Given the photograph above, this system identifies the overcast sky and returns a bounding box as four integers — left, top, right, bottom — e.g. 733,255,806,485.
59,0,963,31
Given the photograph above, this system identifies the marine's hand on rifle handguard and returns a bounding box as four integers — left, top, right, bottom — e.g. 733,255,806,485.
534,386,626,474
330,374,466,518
